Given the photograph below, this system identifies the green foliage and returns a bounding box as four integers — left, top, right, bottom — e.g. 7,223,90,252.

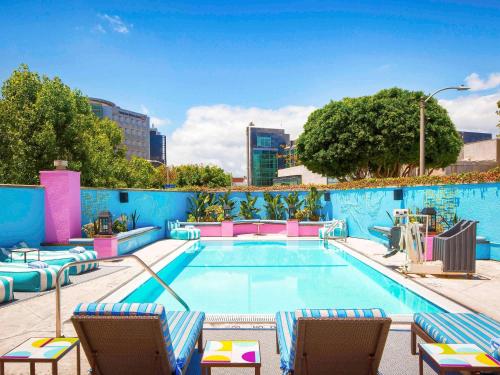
112,214,128,233
303,187,323,221
217,190,235,219
173,164,231,188
296,87,462,180
295,208,312,221
82,222,96,238
239,192,259,219
263,192,285,220
130,209,140,230
187,192,214,221
204,205,224,222
284,192,303,219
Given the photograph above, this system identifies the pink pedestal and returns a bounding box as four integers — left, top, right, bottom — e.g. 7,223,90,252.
287,220,299,237
40,170,81,243
221,221,234,237
94,236,118,258
425,235,434,261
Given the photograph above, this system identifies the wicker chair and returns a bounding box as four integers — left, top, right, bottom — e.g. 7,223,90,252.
276,309,391,375
72,303,204,375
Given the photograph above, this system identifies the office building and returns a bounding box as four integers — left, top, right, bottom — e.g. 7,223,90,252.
459,131,492,144
149,127,167,165
90,98,150,159
246,123,290,186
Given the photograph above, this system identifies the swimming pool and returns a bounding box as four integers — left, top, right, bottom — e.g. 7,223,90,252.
122,240,443,315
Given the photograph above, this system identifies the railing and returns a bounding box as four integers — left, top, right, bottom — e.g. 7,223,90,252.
323,220,347,245
55,254,190,337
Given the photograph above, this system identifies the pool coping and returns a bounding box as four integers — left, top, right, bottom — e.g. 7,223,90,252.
102,237,472,324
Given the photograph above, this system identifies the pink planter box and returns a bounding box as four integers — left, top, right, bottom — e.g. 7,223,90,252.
94,236,118,258
299,224,323,236
425,235,435,261
187,221,324,237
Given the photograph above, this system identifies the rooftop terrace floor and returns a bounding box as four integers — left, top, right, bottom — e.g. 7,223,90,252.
0,236,498,374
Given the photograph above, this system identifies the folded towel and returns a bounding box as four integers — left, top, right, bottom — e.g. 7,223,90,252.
69,246,86,254
491,337,500,360
28,261,49,269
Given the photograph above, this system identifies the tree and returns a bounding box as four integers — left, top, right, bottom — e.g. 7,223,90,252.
173,164,232,187
296,88,462,180
0,65,130,186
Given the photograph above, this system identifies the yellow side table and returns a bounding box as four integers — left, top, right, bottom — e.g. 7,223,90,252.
0,337,80,375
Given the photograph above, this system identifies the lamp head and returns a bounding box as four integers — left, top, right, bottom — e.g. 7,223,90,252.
456,85,470,91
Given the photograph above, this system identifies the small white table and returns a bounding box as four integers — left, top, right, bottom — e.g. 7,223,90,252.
9,248,40,263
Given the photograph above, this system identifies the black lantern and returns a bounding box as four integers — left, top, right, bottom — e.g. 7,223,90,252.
421,207,437,233
288,204,296,220
97,211,113,235
223,204,231,221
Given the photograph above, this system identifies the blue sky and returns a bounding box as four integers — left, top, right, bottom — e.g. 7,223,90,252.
1,1,499,174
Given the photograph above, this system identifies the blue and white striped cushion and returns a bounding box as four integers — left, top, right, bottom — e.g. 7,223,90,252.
414,313,500,356
0,276,14,303
74,303,184,373
0,264,69,292
276,308,387,373
166,311,205,371
296,308,387,319
276,311,296,373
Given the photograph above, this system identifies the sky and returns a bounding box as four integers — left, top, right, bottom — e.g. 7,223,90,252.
1,0,499,176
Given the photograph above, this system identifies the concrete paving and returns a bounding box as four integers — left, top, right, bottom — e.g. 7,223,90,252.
0,236,498,374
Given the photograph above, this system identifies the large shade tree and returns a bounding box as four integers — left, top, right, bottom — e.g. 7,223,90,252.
296,88,463,180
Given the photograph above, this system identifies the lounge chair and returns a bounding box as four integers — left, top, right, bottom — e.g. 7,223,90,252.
411,312,500,360
167,220,201,240
72,302,205,375
0,276,14,303
1,243,99,275
0,263,70,292
276,308,391,375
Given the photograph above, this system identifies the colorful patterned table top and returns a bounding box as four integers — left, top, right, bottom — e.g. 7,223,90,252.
421,343,500,368
202,340,260,365
1,337,79,360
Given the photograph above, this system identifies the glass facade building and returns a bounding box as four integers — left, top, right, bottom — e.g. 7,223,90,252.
150,127,167,165
246,125,290,186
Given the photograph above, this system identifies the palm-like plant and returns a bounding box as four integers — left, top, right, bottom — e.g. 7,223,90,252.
217,190,236,219
263,192,286,220
284,192,303,219
303,187,323,221
187,192,212,222
239,192,259,219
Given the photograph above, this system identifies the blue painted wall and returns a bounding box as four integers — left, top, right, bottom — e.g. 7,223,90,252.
0,186,45,247
81,188,193,237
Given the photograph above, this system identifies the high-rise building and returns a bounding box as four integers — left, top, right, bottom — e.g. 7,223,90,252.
89,98,150,159
246,123,290,186
149,127,167,165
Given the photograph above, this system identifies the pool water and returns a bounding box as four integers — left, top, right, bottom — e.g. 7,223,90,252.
123,240,443,314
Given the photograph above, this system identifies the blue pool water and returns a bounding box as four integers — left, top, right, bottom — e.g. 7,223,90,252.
123,240,443,314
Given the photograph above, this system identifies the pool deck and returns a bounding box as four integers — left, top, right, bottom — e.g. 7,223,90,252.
0,236,498,374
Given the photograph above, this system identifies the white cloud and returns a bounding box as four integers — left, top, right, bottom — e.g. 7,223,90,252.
167,104,316,176
439,92,500,134
92,24,106,34
98,14,131,34
465,72,500,91
140,105,172,130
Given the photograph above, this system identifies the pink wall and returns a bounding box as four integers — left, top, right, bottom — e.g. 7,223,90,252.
197,225,222,237
287,220,299,237
40,170,82,243
94,236,118,258
299,224,323,237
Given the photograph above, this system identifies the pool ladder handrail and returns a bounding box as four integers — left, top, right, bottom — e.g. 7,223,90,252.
323,220,347,245
55,254,190,337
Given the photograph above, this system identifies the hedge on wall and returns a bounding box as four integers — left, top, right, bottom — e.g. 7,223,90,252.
167,167,500,193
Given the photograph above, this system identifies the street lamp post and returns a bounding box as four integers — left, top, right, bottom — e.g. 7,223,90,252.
419,86,470,176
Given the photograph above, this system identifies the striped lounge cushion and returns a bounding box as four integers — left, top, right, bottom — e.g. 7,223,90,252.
171,228,201,240
0,276,14,303
0,264,70,292
276,308,387,373
414,313,500,357
166,311,205,371
74,303,205,374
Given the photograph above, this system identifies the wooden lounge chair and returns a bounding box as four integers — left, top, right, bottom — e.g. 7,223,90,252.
276,308,391,375
72,302,205,375
411,312,500,359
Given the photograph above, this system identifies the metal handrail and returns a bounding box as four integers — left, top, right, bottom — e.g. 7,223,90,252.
323,220,347,244
55,254,190,337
